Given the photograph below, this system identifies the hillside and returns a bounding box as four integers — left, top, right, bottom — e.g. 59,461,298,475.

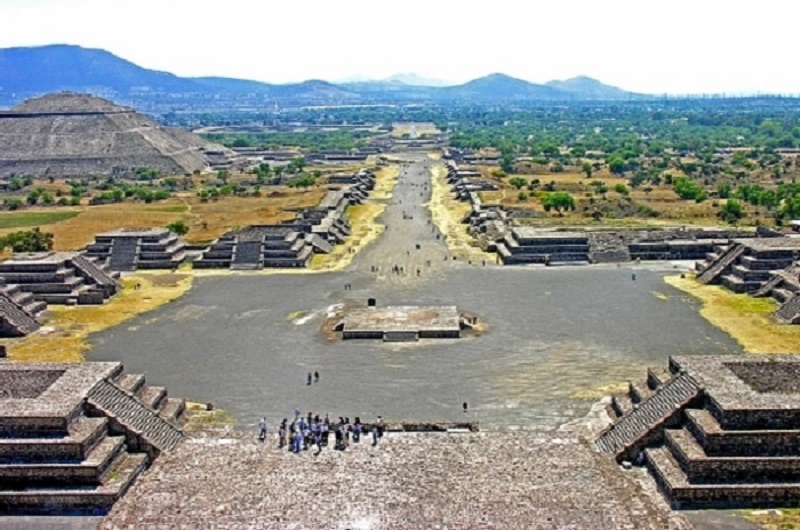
0,44,648,107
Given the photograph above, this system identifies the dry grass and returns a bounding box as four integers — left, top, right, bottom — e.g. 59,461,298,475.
477,168,736,226
0,202,187,251
429,163,496,262
664,275,800,354
184,402,236,431
0,186,331,250
744,508,800,529
181,188,326,244
310,165,399,271
4,273,193,363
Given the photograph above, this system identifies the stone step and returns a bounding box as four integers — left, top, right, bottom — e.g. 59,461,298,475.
158,397,186,425
685,409,800,457
611,394,633,419
667,427,800,484
0,452,147,515
138,386,167,411
0,417,108,463
0,435,125,487
629,381,654,404
647,366,673,390
646,446,800,509
115,373,146,395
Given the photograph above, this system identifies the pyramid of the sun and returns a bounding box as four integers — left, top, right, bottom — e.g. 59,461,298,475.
0,92,228,178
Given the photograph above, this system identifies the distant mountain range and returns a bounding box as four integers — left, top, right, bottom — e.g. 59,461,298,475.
0,44,648,107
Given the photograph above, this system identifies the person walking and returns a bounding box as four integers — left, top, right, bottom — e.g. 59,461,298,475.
353,418,362,443
307,372,312,385
314,371,319,383
258,417,267,442
371,425,379,446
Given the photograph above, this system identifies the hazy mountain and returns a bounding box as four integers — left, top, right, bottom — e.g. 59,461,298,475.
546,76,642,100
440,73,566,101
383,73,451,87
0,44,197,93
0,45,649,107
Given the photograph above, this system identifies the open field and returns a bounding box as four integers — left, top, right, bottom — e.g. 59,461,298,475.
4,273,193,363
0,186,331,250
478,168,752,227
0,210,79,230
664,275,800,354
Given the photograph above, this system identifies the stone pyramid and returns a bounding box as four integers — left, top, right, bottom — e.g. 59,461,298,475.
0,92,230,178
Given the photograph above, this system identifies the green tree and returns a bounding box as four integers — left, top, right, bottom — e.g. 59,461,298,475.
509,176,527,190
166,220,190,236
542,192,576,216
0,228,54,252
582,161,593,179
718,199,745,225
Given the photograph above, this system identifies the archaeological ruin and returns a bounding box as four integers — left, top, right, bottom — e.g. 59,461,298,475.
83,227,187,272
0,282,46,338
0,362,185,514
338,305,464,341
0,92,236,178
597,355,800,509
194,171,375,270
0,251,119,306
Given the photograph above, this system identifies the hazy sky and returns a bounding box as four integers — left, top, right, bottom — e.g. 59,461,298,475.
1,0,798,94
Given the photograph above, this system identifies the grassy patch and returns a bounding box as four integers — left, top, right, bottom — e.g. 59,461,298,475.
664,275,800,354
309,165,398,271
184,402,236,430
0,210,79,229
744,508,800,529
429,163,496,262
4,274,193,362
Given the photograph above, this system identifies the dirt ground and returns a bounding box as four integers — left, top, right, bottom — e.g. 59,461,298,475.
665,275,800,354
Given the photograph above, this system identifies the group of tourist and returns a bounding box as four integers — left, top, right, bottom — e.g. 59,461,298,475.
258,411,385,453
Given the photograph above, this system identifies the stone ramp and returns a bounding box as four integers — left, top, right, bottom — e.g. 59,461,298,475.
108,238,138,272
87,381,183,453
71,254,119,290
231,240,263,270
697,244,744,284
595,373,701,461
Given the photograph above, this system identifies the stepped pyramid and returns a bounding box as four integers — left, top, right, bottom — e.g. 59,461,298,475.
0,92,233,178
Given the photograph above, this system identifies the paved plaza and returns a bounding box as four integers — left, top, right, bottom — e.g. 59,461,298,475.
100,431,692,530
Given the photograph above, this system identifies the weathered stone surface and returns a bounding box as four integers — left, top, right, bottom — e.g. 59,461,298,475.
100,430,689,529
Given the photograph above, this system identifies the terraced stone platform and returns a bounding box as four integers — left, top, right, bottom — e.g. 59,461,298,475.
599,355,800,509
0,362,186,515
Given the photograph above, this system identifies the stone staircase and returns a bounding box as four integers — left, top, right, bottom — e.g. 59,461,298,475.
87,380,183,453
0,287,40,337
595,373,702,462
697,244,744,284
775,294,800,324
231,240,264,270
108,238,139,272
72,254,120,295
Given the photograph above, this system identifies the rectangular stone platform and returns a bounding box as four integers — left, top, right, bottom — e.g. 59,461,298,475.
342,306,461,341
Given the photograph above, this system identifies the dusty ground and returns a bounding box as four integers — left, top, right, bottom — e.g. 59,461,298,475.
664,275,800,354
100,431,691,530
4,273,192,362
429,162,496,262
